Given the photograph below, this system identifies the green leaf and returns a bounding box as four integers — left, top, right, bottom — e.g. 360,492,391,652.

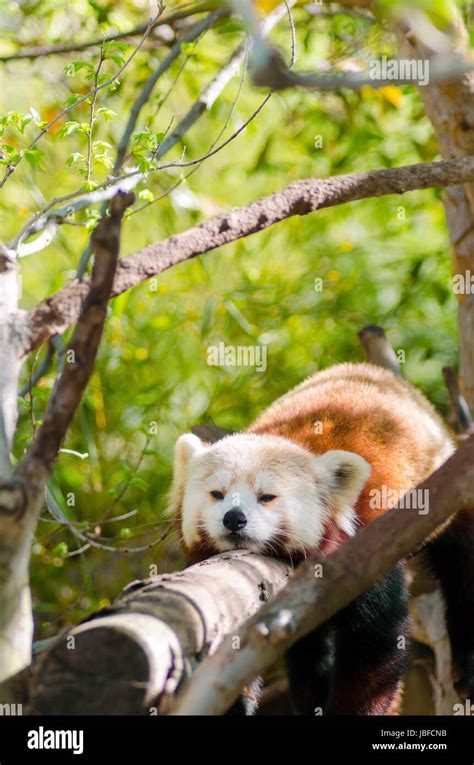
66,152,85,166
65,94,83,109
93,153,113,169
97,73,111,86
129,477,149,492
64,60,94,77
24,149,45,168
103,40,129,56
138,189,154,202
52,542,69,558
109,54,125,67
95,107,116,122
58,121,80,137
0,144,21,164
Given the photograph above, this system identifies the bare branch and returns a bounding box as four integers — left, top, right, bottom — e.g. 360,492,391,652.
251,47,474,91
171,435,474,715
22,155,474,358
44,487,171,555
18,191,134,481
0,2,219,63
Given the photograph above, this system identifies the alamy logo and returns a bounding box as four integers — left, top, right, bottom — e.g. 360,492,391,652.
27,726,84,755
369,486,429,515
369,56,430,86
207,342,267,372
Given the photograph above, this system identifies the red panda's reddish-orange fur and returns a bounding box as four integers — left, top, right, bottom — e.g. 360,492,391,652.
249,363,453,530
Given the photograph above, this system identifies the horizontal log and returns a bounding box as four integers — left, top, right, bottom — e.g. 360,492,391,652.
30,551,291,714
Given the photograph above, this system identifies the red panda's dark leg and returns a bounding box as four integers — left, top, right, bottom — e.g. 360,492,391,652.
426,509,474,700
325,564,409,715
285,624,335,714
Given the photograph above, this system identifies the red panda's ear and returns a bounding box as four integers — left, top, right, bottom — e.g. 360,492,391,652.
313,450,371,534
166,434,206,517
175,433,206,466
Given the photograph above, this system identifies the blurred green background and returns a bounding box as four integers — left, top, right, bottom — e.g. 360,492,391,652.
0,0,460,640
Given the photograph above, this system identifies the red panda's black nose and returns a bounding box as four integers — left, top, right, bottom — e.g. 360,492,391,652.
223,509,247,532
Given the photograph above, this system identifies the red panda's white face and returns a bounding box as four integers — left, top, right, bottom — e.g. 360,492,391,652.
169,433,371,559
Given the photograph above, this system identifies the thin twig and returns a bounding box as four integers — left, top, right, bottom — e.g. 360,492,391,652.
44,486,172,554
129,36,250,218
75,10,222,277
86,45,106,186
284,0,297,68
0,15,159,189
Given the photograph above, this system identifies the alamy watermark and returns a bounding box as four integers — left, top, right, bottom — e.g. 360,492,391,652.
369,486,429,515
453,271,474,295
207,342,267,373
369,56,430,86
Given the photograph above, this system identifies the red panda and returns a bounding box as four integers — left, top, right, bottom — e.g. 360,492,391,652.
169,363,473,715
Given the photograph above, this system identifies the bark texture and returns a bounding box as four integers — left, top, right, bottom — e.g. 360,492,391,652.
30,551,291,714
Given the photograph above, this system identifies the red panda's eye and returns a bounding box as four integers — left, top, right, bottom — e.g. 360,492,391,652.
210,490,225,501
258,494,277,503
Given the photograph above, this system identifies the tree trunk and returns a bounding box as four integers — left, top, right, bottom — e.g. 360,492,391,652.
399,9,474,412
0,244,34,686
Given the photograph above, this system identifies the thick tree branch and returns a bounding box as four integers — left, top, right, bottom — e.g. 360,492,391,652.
30,551,291,714
251,47,474,91
172,435,474,715
23,155,474,358
18,191,134,481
